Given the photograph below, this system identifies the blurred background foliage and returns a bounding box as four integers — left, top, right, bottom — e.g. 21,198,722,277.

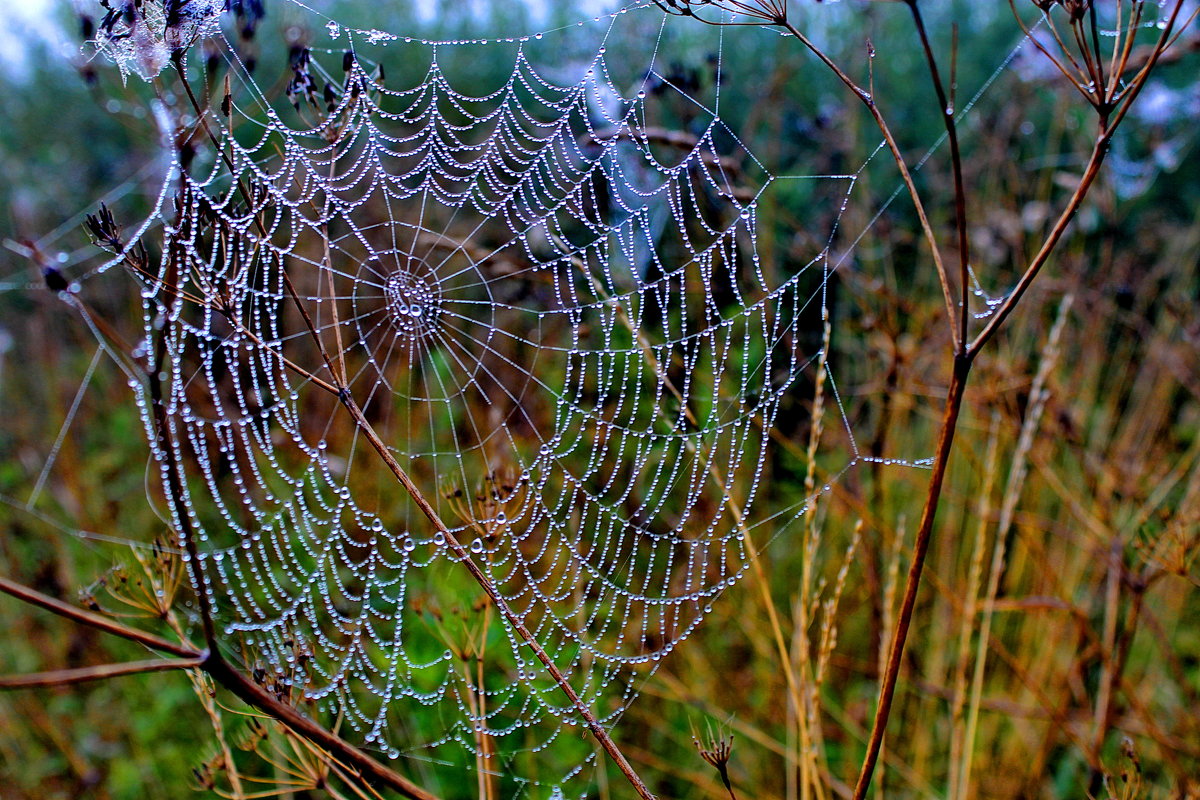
0,1,1198,798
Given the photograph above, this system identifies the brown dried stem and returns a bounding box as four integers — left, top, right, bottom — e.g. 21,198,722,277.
0,575,200,658
906,1,971,351
0,657,205,690
778,17,961,346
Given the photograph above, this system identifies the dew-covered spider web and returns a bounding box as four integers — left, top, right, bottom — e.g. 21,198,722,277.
97,6,820,788
15,0,1180,794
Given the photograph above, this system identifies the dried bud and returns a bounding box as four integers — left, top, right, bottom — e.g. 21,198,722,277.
92,0,222,81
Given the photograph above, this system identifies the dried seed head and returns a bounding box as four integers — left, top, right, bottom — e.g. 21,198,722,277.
655,0,786,24
84,203,123,251
90,0,222,82
43,265,70,293
693,722,737,798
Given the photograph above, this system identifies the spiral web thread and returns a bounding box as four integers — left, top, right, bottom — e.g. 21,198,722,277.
56,0,1155,792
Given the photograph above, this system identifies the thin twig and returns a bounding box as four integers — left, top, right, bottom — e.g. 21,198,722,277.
778,19,961,346
906,1,971,352
0,575,200,659
203,655,439,800
0,657,205,689
850,352,972,800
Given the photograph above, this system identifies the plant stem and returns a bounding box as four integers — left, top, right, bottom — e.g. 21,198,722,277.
0,575,437,799
779,19,961,345
851,351,971,800
836,4,1187,795
906,1,972,351
334,392,657,800
0,657,205,690
201,653,439,800
0,575,200,658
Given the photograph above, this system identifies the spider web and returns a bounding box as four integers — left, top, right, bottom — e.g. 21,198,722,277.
84,3,826,789
20,0,1164,794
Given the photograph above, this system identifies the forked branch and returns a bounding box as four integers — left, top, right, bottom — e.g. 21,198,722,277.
777,17,962,346
840,2,1191,798
660,2,1195,798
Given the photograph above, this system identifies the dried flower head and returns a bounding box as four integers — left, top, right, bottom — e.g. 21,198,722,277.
693,721,738,800
1062,0,1090,22
89,0,223,82
653,0,787,25
84,202,123,250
